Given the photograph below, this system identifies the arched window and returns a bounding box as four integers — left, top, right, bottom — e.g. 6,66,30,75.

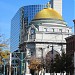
30,28,35,35
30,28,35,39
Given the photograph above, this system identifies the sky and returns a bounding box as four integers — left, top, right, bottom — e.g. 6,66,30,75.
0,0,74,39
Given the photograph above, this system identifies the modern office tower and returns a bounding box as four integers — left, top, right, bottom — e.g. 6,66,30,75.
50,0,62,15
10,5,47,52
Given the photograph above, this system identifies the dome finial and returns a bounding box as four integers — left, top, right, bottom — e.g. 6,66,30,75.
46,2,50,8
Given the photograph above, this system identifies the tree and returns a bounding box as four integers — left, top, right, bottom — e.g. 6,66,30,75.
46,50,60,73
46,54,51,73
0,48,10,65
0,35,10,74
0,47,10,74
60,52,66,74
66,54,73,75
52,52,66,74
51,52,73,75
29,57,41,70
53,54,61,73
28,57,42,75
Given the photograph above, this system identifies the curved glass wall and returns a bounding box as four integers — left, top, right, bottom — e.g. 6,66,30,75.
10,4,47,52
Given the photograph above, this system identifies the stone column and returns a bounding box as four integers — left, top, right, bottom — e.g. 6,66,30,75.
26,61,30,74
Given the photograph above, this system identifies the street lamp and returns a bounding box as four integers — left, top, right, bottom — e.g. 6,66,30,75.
39,48,44,67
9,53,12,75
49,44,54,74
2,59,6,75
50,44,54,64
0,65,2,75
39,47,46,75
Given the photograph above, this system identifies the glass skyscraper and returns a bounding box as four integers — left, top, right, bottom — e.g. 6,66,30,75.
10,5,47,52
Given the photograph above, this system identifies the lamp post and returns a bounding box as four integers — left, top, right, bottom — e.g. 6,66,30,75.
7,67,8,75
39,47,46,75
50,44,54,64
39,48,44,67
50,44,54,74
14,54,16,75
4,63,5,75
9,53,12,75
2,59,6,75
20,52,24,75
0,65,2,75
16,67,17,75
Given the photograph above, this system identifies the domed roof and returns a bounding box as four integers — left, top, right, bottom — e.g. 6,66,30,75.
34,8,63,20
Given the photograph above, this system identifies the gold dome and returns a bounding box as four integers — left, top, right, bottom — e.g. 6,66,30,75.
34,8,63,20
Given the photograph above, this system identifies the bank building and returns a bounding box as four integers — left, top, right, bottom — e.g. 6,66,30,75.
10,0,72,74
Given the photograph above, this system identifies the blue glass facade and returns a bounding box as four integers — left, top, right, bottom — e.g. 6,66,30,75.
10,10,21,52
24,5,47,24
10,5,47,52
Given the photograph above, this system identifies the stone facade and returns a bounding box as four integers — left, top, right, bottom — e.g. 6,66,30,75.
19,18,72,74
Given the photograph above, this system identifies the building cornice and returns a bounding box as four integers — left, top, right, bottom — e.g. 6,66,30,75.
36,31,73,35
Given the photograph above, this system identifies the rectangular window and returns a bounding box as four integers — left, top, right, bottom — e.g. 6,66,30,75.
52,28,54,32
59,29,62,32
31,51,33,56
68,30,69,33
44,28,47,32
